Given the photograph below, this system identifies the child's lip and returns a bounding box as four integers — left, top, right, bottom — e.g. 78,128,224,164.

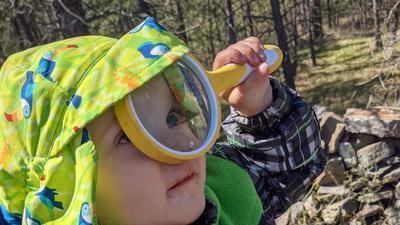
168,170,196,191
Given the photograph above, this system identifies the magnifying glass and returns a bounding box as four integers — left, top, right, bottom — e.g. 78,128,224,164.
114,45,283,164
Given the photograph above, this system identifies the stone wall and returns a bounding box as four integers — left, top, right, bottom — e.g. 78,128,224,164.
276,107,400,225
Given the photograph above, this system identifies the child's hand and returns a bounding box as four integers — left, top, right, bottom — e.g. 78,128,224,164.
213,37,273,117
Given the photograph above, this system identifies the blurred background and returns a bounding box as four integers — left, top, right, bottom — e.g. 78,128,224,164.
1,1,400,225
0,0,399,114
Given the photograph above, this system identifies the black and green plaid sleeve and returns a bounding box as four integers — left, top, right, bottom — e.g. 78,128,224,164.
210,77,327,224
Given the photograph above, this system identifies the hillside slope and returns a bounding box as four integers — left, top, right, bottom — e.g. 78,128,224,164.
296,32,400,114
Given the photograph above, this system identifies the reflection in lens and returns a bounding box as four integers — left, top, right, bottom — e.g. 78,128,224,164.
130,60,210,152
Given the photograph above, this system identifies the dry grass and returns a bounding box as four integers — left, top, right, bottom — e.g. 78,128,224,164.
296,31,400,115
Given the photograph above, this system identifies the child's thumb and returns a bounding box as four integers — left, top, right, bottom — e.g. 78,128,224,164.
248,62,269,85
238,62,269,92
258,62,269,75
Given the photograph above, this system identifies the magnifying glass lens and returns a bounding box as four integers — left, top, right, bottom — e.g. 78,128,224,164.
129,61,211,152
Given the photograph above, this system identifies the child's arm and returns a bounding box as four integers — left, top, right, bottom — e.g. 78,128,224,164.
211,38,327,219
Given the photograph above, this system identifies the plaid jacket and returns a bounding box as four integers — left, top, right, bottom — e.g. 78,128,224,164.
194,77,327,225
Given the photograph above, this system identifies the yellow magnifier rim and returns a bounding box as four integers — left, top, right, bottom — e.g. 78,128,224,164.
114,45,283,164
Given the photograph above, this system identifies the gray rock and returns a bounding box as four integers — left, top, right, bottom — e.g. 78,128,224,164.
380,156,400,165
275,210,289,225
318,185,350,196
344,108,400,138
328,123,346,154
303,195,318,218
396,181,400,199
395,200,400,209
367,179,384,189
289,202,304,224
349,167,366,177
321,203,341,224
357,204,383,218
390,138,400,150
316,157,346,185
357,190,393,203
321,197,359,224
321,139,326,151
350,178,368,191
350,218,362,225
317,194,336,202
383,167,400,184
354,133,379,150
339,142,358,168
357,141,395,168
312,105,328,121
365,165,393,178
340,197,359,216
384,207,400,225
320,112,344,154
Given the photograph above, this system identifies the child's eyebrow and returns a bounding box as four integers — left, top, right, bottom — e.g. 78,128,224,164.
109,111,124,134
93,109,121,136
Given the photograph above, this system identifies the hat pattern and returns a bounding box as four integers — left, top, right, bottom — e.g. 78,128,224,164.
0,17,189,224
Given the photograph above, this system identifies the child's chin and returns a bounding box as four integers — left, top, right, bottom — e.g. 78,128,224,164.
166,191,206,225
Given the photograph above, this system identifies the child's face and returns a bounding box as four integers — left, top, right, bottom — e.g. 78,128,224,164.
87,77,207,224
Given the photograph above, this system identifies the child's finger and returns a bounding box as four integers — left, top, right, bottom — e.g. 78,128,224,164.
228,43,263,67
239,63,270,92
244,36,263,45
237,38,265,57
212,48,247,70
220,62,270,114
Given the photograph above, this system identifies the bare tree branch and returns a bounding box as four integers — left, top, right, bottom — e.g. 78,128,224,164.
56,0,88,25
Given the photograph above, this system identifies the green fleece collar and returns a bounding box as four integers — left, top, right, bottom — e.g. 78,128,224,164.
204,155,263,225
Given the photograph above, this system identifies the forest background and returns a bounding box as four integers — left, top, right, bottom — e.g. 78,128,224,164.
0,0,399,113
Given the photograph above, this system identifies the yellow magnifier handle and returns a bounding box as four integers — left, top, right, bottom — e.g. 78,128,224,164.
206,44,283,95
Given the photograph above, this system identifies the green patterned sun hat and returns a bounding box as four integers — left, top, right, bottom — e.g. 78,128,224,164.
0,17,189,225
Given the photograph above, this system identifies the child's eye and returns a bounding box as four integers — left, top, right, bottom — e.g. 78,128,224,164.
118,131,131,144
166,109,186,128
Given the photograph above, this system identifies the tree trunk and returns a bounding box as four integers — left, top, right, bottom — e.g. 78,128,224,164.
14,14,40,46
389,3,399,40
306,0,317,66
327,0,332,28
373,0,383,50
208,20,216,59
207,0,216,61
41,0,64,42
52,0,89,38
292,2,299,68
394,6,399,36
270,0,296,90
333,0,339,27
137,0,155,18
308,19,317,66
312,0,323,39
359,0,367,30
225,0,236,44
175,0,187,42
243,0,254,36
